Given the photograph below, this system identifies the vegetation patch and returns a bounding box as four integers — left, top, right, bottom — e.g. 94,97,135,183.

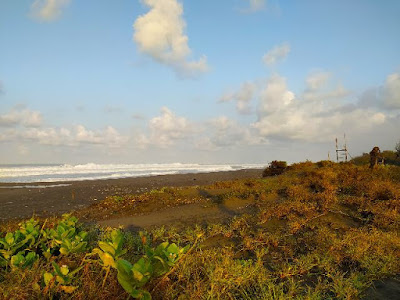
1,159,400,299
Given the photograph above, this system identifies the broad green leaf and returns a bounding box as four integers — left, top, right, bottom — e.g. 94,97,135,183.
132,268,144,282
63,238,72,250
55,275,65,285
74,241,87,252
11,253,23,267
98,241,116,256
57,225,66,235
24,252,38,268
5,232,14,245
60,265,69,276
52,261,62,276
155,242,169,254
116,259,133,278
0,256,7,267
78,231,88,240
59,247,69,255
0,249,12,260
131,289,151,300
43,272,54,286
166,243,179,254
140,290,152,300
117,273,134,294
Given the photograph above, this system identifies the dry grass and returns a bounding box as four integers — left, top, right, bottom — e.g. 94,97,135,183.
1,160,400,299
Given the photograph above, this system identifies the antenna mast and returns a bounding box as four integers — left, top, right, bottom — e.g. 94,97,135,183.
335,134,349,162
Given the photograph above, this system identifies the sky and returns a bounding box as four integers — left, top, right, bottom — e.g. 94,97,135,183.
0,0,399,164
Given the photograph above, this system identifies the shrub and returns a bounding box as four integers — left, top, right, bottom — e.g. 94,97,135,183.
262,161,288,177
316,160,335,168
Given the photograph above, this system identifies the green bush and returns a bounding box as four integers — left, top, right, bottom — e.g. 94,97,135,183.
262,160,288,177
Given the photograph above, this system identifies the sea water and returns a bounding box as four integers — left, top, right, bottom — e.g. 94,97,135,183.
0,163,265,183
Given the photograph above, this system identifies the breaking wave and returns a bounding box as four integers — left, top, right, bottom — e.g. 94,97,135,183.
0,163,265,183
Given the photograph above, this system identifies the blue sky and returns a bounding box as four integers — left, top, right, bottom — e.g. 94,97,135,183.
0,0,399,164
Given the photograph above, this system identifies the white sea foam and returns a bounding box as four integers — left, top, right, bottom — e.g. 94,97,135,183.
0,163,265,183
0,184,72,189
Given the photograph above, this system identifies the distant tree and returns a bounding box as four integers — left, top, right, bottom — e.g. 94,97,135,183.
396,140,400,158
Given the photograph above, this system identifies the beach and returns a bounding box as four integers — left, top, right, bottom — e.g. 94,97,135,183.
0,169,262,220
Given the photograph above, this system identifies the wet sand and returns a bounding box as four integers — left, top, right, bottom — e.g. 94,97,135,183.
0,169,262,221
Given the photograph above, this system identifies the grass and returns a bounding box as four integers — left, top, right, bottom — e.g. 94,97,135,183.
1,160,400,299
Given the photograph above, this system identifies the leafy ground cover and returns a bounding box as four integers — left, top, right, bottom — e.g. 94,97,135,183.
1,160,400,299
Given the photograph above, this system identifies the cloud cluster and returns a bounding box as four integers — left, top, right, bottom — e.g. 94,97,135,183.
2,72,398,159
303,71,350,102
133,0,208,77
305,72,331,91
258,74,294,116
252,73,388,141
0,106,128,148
0,107,42,128
219,81,256,114
136,107,195,148
30,0,71,22
263,43,290,66
20,125,128,147
132,107,263,151
198,116,263,150
382,72,400,109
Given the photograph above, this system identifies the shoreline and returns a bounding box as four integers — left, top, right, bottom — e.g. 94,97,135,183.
0,169,263,221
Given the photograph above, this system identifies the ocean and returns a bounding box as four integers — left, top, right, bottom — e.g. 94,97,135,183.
0,163,266,183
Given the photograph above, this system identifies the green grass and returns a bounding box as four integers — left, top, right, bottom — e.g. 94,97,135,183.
1,161,400,299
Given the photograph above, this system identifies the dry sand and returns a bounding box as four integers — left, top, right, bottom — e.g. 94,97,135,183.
0,169,262,221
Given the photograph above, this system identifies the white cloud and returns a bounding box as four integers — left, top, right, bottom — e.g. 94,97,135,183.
21,127,71,145
133,0,209,77
145,107,195,147
219,81,256,114
357,72,400,111
252,73,386,141
258,74,295,116
382,72,400,109
196,116,264,150
30,0,71,22
0,107,42,128
263,43,290,66
0,107,129,148
75,125,128,147
303,71,350,102
21,125,128,147
312,84,349,101
0,129,18,142
305,72,331,91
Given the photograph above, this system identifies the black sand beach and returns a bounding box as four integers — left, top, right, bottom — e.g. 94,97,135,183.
0,169,262,220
